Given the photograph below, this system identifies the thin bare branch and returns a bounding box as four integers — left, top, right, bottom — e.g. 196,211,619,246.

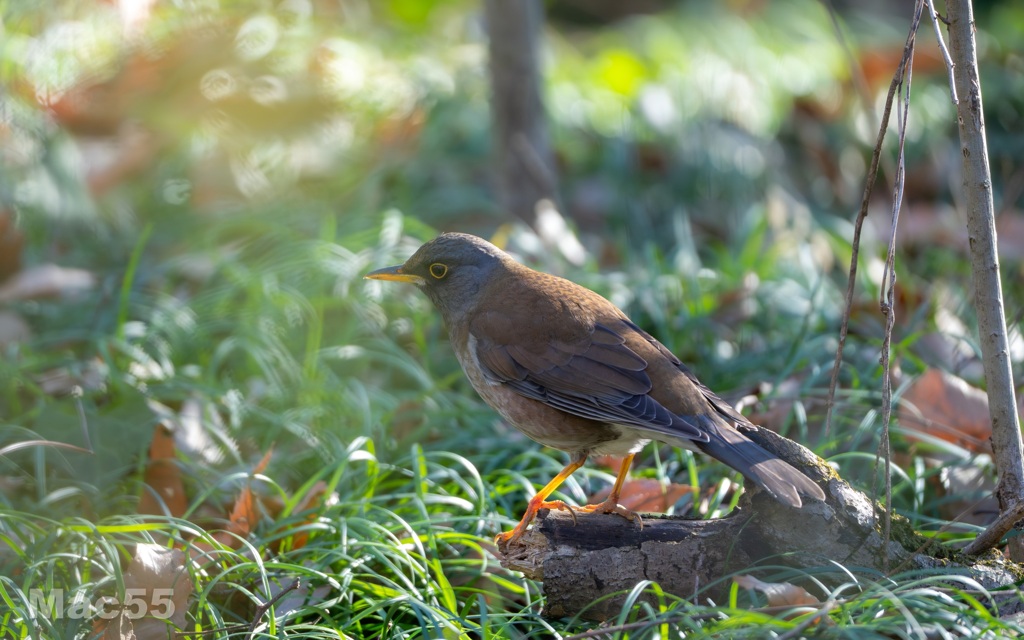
964,500,1024,556
823,2,925,437
248,579,301,638
875,0,922,571
925,0,959,104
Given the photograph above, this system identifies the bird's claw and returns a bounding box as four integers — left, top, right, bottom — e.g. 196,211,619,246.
579,499,643,529
537,499,578,525
495,499,643,549
495,500,580,548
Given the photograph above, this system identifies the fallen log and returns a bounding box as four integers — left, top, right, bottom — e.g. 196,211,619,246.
498,426,1023,620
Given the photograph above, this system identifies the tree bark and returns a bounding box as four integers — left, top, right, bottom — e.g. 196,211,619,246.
499,427,1023,620
485,0,558,228
945,0,1024,558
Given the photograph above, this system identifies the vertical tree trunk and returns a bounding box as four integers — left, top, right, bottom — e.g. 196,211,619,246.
485,0,558,228
946,0,1024,558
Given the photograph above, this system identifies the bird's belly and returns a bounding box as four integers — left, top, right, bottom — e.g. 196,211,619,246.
476,375,623,451
454,342,628,453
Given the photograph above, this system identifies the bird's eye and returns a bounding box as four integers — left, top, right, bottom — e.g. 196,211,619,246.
429,263,448,279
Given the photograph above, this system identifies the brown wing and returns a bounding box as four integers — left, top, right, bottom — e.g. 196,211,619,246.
470,309,708,442
625,321,826,506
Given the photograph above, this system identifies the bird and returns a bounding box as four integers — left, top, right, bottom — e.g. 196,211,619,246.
366,232,825,546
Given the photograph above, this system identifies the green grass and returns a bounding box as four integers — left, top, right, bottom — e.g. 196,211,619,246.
1,212,1017,638
3,0,1024,636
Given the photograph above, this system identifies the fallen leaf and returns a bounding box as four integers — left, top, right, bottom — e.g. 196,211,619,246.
859,42,944,92
592,455,628,474
211,447,274,548
94,543,193,640
898,368,996,453
139,423,188,517
734,574,819,607
589,478,695,514
0,264,96,302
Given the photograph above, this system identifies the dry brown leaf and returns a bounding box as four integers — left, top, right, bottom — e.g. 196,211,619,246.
139,423,188,517
211,447,274,547
589,478,695,514
0,264,96,302
898,368,996,453
94,543,193,640
859,42,944,92
592,455,628,474
734,574,819,607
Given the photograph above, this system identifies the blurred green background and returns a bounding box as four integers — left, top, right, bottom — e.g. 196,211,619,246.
2,0,1024,636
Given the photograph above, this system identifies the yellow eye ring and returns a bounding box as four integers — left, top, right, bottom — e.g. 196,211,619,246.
429,263,448,279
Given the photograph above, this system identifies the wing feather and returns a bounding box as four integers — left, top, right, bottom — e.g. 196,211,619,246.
472,313,706,441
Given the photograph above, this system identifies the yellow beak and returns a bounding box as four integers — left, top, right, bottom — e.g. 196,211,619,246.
364,265,425,285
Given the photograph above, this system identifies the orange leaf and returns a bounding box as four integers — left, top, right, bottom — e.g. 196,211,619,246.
590,478,695,514
213,447,274,548
592,455,627,473
734,574,819,607
139,423,188,517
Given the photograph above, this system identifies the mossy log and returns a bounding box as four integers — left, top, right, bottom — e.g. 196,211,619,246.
498,427,1024,621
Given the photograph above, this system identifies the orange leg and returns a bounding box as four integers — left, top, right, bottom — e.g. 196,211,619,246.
578,453,641,524
495,451,588,546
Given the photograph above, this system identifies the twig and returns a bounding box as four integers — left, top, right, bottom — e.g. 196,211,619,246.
172,580,303,639
875,0,921,573
823,1,925,437
964,501,1024,556
925,0,958,104
248,579,301,638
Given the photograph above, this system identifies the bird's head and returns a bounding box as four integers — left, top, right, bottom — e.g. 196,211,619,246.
365,232,513,323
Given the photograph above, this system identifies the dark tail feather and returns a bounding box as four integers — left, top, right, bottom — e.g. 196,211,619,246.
693,418,825,508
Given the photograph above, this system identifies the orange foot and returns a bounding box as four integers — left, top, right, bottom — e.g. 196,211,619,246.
578,497,643,528
495,499,577,547
495,497,644,548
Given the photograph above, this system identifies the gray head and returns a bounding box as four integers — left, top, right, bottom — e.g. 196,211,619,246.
365,233,514,323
